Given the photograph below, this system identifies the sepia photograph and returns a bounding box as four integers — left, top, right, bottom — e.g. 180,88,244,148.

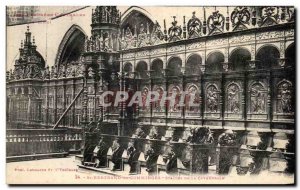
5,5,295,185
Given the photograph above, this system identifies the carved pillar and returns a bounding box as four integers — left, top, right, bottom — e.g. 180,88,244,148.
62,80,66,126
45,81,49,125
237,131,271,175
163,68,169,118
278,41,287,68
54,82,57,123
189,144,210,173
119,71,125,119
243,70,248,120
268,72,273,122
81,64,89,125
181,66,186,120
220,71,225,122
186,127,214,174
217,129,238,174
72,78,76,127
132,72,139,119
222,62,229,72
98,55,105,122
149,70,154,124
200,65,205,124
118,70,126,136
27,87,31,123
248,44,259,70
222,48,229,72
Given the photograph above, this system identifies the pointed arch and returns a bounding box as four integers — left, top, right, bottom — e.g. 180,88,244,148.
35,51,46,68
55,24,87,69
121,6,155,36
121,6,155,25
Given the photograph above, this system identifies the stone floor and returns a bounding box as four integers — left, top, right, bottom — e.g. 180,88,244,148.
6,155,295,184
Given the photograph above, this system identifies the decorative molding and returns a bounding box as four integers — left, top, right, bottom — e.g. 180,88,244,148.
256,31,284,40
123,53,135,59
206,38,227,47
186,42,205,50
150,48,165,56
229,34,255,44
136,50,149,58
167,45,185,53
285,29,294,37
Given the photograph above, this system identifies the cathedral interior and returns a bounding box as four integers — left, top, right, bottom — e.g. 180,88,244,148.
6,6,295,176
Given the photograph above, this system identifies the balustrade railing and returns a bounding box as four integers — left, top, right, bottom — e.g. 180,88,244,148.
6,128,83,157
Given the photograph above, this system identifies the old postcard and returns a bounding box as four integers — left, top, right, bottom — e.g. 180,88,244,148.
6,6,295,185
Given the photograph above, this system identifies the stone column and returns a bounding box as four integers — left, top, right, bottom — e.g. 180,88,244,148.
189,144,211,174
82,78,88,125
186,127,214,174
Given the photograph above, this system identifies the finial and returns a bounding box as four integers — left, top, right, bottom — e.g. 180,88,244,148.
32,36,35,45
146,22,150,34
20,40,23,48
171,16,177,26
27,25,30,32
172,16,176,22
192,11,196,17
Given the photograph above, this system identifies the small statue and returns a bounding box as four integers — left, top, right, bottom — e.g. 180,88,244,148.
149,126,160,140
228,84,240,113
92,137,109,168
111,138,123,171
127,141,140,174
164,145,178,174
207,85,218,113
82,137,96,165
145,144,159,174
278,82,292,113
134,127,147,139
186,127,214,144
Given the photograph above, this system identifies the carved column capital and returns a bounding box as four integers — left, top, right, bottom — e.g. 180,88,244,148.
277,58,287,68
199,65,206,73
247,60,259,70
221,62,229,72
